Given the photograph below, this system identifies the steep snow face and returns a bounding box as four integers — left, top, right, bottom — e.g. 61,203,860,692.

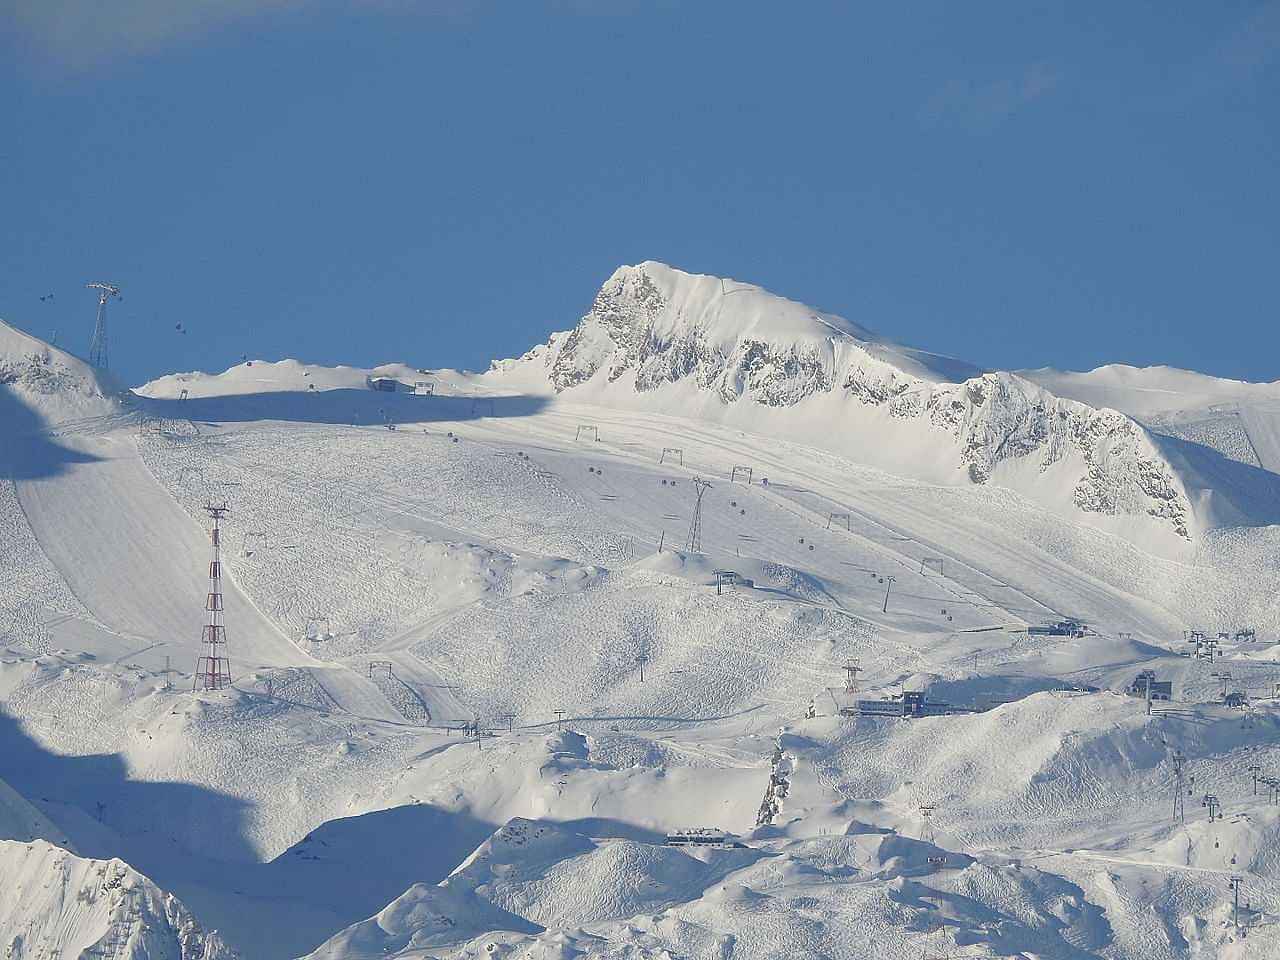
925,374,1189,535
0,840,237,960
515,263,1195,541
0,318,121,432
0,775,72,849
1020,363,1280,479
545,261,978,398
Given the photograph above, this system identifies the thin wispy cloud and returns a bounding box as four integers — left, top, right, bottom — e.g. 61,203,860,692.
920,63,1059,132
1215,0,1280,75
1135,1,1280,111
1,0,484,70
6,1,302,65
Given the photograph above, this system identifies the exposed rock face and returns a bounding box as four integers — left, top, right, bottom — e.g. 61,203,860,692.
550,267,835,404
924,375,1189,538
536,263,1192,539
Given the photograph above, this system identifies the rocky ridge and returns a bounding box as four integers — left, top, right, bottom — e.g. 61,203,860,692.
530,263,1191,539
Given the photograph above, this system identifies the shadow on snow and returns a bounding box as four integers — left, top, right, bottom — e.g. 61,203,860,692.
0,386,101,480
138,388,552,430
0,707,491,958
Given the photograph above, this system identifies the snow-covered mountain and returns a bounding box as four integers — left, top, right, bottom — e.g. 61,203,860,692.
133,262,1280,552
1020,362,1280,421
6,267,1280,959
1021,362,1280,478
489,262,1270,548
0,317,122,435
0,838,236,960
0,772,234,959
534,261,980,394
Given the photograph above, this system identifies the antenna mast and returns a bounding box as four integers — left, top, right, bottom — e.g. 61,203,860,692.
85,282,121,370
194,503,233,691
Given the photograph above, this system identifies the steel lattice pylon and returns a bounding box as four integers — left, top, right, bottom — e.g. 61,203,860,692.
685,478,712,553
1171,751,1188,824
194,503,233,691
85,282,120,370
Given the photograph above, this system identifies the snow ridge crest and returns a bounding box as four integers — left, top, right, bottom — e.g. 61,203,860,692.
538,262,1192,539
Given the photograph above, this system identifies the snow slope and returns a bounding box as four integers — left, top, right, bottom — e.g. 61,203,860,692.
478,262,1280,551
1024,362,1280,477
0,726,235,960
13,431,304,672
135,263,1280,552
3,280,1280,959
0,840,236,960
1021,363,1280,422
0,317,122,434
99,386,1280,956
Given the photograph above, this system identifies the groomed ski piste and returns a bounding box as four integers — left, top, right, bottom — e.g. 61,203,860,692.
2,262,1279,959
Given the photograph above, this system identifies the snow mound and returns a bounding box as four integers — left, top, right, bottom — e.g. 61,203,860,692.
301,879,539,959
138,358,479,400
140,358,373,399
314,816,761,957
0,318,122,434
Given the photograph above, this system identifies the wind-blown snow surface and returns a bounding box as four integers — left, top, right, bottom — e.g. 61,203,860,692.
4,264,1280,960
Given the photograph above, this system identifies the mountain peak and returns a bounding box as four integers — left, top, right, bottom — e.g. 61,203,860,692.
486,262,1212,546
545,261,982,396
609,260,881,348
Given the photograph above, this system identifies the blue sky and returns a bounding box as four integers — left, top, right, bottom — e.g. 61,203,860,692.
2,1,1277,386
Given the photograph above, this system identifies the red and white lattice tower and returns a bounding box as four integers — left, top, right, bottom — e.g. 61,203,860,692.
194,503,233,691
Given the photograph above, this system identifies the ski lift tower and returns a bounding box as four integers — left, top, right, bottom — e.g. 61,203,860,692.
86,282,121,370
1171,751,1189,824
843,658,862,696
194,503,233,691
685,478,712,554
